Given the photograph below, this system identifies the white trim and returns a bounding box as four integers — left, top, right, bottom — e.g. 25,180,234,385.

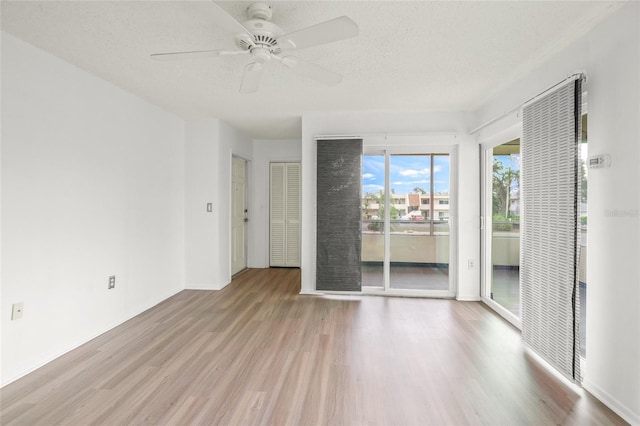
478,122,522,149
456,296,482,302
315,133,459,141
479,127,524,330
231,154,249,276
524,346,582,390
470,72,585,135
362,287,455,299
383,151,391,291
299,290,323,295
583,380,640,426
361,146,457,296
522,72,585,108
314,135,364,140
482,296,522,329
311,290,362,296
312,287,455,299
0,286,183,387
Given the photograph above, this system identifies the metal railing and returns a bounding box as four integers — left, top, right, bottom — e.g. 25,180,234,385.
362,219,450,236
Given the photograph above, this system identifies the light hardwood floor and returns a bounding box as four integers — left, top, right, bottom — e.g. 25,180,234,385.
0,268,627,425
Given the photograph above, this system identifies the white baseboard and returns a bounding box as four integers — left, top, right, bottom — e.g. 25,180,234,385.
583,379,640,426
456,295,482,301
299,290,323,295
186,281,233,291
1,287,183,388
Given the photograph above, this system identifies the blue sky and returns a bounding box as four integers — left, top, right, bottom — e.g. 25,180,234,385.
362,155,450,195
494,154,520,171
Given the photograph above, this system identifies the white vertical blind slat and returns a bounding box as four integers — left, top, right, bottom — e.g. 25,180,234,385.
521,79,582,383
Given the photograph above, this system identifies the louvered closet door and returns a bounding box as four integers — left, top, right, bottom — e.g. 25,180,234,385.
270,163,301,267
285,163,301,266
270,164,286,266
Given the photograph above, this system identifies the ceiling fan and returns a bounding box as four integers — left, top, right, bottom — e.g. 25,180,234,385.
151,2,359,93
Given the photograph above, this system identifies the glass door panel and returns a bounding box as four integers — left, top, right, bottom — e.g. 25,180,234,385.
579,117,588,357
361,154,385,288
389,154,450,290
489,139,520,316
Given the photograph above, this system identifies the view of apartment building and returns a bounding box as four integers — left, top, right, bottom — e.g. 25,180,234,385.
362,192,450,221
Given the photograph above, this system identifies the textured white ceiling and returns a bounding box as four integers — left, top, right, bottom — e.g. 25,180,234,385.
1,1,621,139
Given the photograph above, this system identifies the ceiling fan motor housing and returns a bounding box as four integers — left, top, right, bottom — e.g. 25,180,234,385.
235,17,284,55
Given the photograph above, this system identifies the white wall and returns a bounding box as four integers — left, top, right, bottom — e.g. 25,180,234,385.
300,111,480,300
251,139,302,268
184,120,220,290
1,33,185,385
184,119,254,290
473,3,640,423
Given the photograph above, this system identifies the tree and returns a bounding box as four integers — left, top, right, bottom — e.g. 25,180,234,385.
413,187,427,194
371,189,399,220
580,158,588,203
362,192,375,219
493,158,519,219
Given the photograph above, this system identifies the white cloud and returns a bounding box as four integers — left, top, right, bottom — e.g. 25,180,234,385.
364,184,384,192
393,179,430,185
362,173,376,180
399,168,430,177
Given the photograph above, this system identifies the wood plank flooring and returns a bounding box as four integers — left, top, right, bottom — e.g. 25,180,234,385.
0,268,627,425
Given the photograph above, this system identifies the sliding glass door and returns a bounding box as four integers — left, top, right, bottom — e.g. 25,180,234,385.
362,150,454,295
482,138,521,325
361,154,385,289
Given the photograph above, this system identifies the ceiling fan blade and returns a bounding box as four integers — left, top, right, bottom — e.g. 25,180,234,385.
240,62,264,93
210,1,253,38
278,56,343,86
150,49,242,61
277,16,358,51
150,49,249,61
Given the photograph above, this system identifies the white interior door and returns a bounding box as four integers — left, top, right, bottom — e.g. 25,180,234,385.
232,157,247,275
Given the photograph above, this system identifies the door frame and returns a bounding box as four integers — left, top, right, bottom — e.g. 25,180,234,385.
480,124,522,329
231,156,249,276
361,145,457,298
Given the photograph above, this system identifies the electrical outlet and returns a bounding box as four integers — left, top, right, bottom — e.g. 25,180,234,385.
12,302,24,320
468,259,475,269
108,275,116,289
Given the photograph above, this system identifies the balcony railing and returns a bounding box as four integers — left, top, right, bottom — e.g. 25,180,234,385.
362,220,587,282
362,219,450,264
362,219,450,236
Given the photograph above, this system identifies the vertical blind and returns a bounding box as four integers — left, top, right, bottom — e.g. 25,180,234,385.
521,78,582,382
316,139,363,291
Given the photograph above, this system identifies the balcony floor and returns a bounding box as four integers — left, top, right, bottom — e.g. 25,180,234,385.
362,263,449,290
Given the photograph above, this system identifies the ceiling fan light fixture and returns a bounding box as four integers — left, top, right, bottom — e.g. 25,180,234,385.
251,47,272,63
